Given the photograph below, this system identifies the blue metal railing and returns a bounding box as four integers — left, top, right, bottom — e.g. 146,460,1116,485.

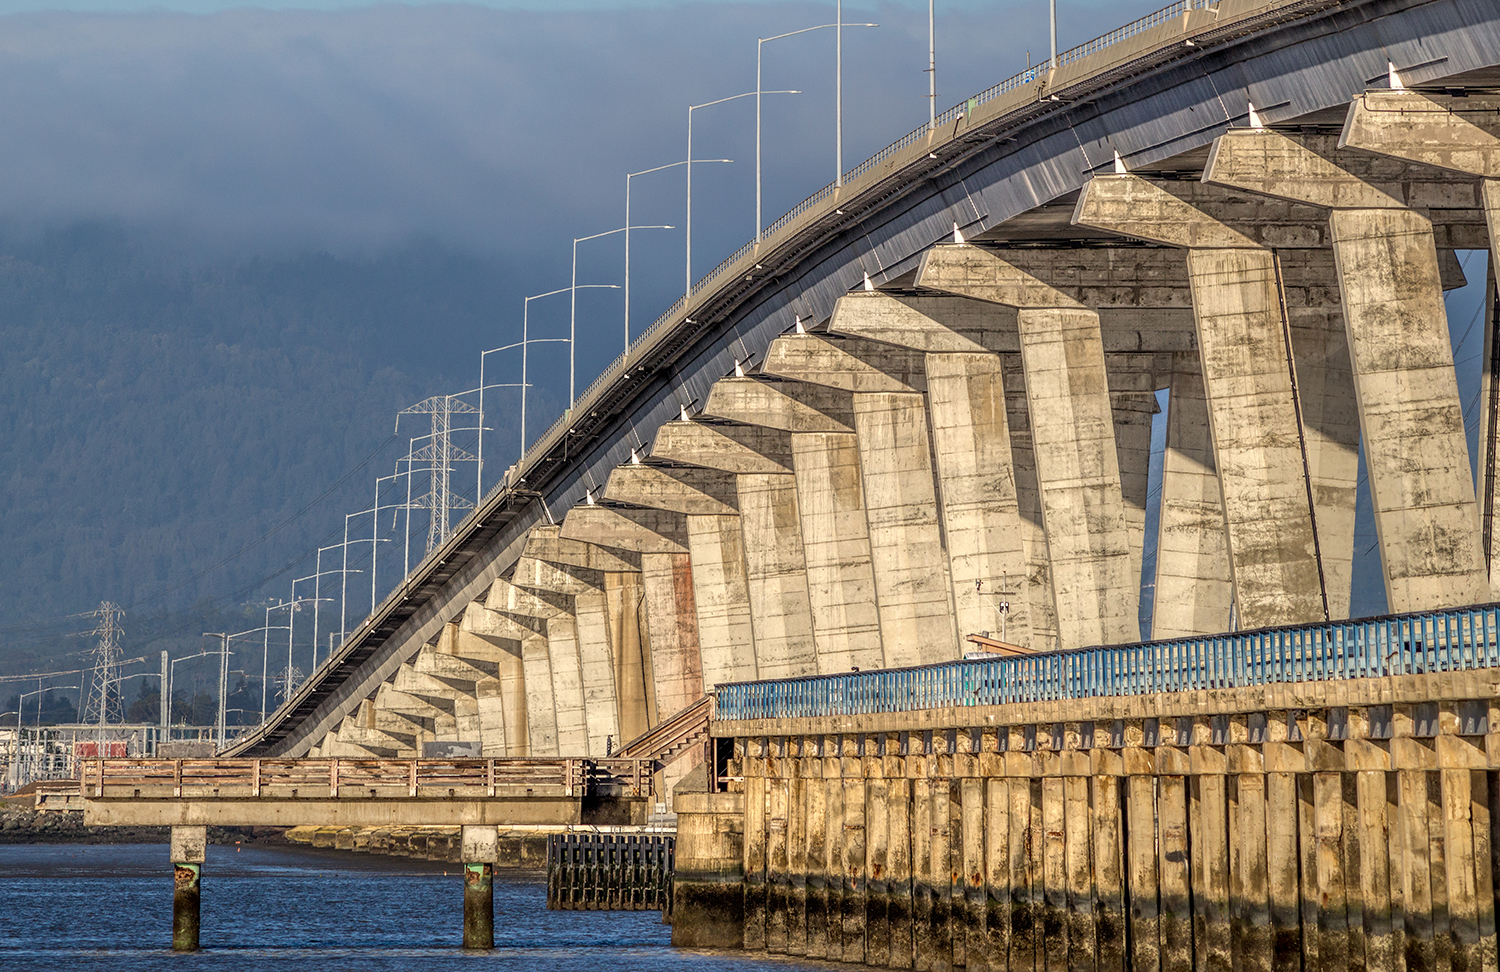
715,604,1500,721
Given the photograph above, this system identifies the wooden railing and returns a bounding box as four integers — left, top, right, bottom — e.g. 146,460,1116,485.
77,757,653,800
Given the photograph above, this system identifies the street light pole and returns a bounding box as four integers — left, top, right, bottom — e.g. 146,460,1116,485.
1050,0,1057,67
756,23,869,242
687,90,793,301
929,0,936,127
627,161,729,345
572,226,668,394
477,341,530,497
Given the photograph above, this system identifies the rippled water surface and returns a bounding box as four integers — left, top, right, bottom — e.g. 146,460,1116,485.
0,843,826,972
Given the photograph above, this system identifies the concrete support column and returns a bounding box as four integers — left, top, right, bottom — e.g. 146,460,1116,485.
511,552,592,755
171,825,206,952
485,578,562,756
1204,127,1489,612
1073,176,1328,628
672,790,747,949
1340,90,1500,597
461,825,497,949
560,504,703,721
456,604,529,756
762,334,959,666
826,290,1036,647
602,464,757,688
521,527,642,755
1153,353,1233,639
703,378,885,672
916,246,1137,648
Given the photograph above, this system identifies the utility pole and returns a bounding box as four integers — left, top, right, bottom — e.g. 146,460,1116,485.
202,634,230,752
80,602,124,731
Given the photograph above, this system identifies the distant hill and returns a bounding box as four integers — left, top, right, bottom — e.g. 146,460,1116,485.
0,222,556,680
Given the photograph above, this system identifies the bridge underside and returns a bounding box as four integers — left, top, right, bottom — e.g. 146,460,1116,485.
232,0,1500,763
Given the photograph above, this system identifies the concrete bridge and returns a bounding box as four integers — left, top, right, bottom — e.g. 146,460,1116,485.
216,0,1500,847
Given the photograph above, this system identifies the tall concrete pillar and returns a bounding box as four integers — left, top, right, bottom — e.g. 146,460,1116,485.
1073,176,1329,629
601,464,757,688
456,602,529,756
1152,353,1233,639
511,552,591,755
1341,89,1500,598
561,504,703,722
485,577,561,756
1204,127,1489,612
521,527,641,756
704,379,885,672
827,290,1034,648
917,245,1138,648
760,333,959,666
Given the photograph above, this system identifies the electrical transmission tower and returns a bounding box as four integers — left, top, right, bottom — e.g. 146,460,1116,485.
80,601,125,727
399,395,480,553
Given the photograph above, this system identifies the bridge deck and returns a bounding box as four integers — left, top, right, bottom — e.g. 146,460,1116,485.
77,757,654,828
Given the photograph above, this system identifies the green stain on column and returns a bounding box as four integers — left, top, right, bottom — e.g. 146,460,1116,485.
463,862,495,949
172,862,201,952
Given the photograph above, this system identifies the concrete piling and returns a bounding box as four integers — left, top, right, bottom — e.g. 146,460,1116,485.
461,825,496,949
170,825,206,952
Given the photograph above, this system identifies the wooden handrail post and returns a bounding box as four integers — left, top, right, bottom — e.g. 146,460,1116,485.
173,759,182,798
409,758,418,797
330,757,340,798
487,758,496,798
251,759,261,797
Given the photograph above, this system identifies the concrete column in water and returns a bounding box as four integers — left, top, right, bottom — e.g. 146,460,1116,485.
1202,126,1489,612
601,463,758,687
171,825,206,951
760,332,959,666
916,244,1138,647
1073,175,1328,628
702,377,885,673
461,825,497,949
1341,88,1500,597
826,290,1034,649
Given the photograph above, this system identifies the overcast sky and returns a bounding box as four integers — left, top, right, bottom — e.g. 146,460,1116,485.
0,0,1156,274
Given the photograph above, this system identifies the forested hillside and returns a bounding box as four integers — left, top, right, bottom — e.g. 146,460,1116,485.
0,222,549,678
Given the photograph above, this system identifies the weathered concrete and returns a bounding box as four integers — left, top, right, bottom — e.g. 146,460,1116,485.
759,333,958,666
735,471,819,678
512,552,591,755
695,674,1500,971
705,378,885,673
1152,353,1233,639
461,825,497,948
918,245,1137,647
827,291,1034,648
1073,175,1328,628
171,825,206,951
1205,128,1490,613
486,578,561,756
600,464,756,689
672,790,746,949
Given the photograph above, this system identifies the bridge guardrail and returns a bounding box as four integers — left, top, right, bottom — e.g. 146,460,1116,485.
716,604,1500,721
78,757,654,800
511,0,1230,479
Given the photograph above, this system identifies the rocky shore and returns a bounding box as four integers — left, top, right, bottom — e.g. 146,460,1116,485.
282,824,548,867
